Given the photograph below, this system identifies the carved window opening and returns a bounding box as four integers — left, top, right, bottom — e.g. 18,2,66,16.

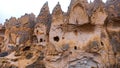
53,36,59,42
101,41,104,46
40,38,43,42
74,46,77,50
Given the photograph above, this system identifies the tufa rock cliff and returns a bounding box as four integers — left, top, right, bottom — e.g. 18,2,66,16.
0,0,120,68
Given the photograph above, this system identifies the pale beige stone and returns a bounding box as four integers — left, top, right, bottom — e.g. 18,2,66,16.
0,0,120,68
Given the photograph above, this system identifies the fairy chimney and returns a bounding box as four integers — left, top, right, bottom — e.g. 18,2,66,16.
68,0,89,25
90,0,107,25
34,2,51,46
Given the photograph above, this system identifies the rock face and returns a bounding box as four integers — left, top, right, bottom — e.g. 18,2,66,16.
0,0,120,68
0,24,5,52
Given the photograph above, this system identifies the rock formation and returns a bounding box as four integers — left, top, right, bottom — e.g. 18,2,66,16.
0,24,5,52
0,0,120,68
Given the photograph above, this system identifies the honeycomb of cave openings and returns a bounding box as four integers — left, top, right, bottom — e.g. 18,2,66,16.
0,0,120,68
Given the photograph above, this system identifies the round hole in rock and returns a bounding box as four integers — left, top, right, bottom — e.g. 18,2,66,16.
40,38,43,42
74,46,77,50
101,41,104,46
53,36,59,42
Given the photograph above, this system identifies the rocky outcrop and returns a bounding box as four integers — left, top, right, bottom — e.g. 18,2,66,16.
34,2,51,46
68,0,89,25
3,13,36,52
0,24,5,52
0,0,120,68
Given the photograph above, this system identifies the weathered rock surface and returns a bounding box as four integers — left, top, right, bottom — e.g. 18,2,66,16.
0,0,120,68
